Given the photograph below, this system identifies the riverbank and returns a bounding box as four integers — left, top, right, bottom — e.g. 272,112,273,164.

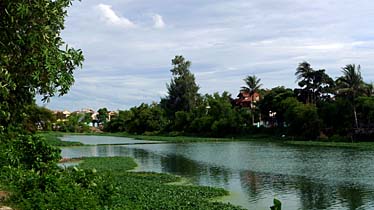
40,131,374,149
65,131,284,142
285,140,374,150
37,132,83,146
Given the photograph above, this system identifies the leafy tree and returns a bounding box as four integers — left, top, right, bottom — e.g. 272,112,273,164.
281,97,321,139
336,64,365,128
0,0,84,131
295,62,334,104
258,86,294,127
188,92,248,136
97,107,109,124
356,96,374,127
318,99,353,136
23,104,56,132
105,110,134,133
161,55,200,119
241,75,262,124
105,103,167,134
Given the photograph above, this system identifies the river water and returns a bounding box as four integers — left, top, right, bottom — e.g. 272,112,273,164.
61,135,374,210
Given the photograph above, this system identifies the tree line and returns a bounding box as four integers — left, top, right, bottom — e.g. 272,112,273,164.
23,55,374,141
103,56,374,141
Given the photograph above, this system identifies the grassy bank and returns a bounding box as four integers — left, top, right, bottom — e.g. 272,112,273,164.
89,132,283,143
78,157,245,210
37,132,83,146
44,131,374,150
285,140,374,150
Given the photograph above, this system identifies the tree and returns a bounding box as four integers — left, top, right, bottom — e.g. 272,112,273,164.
295,62,334,104
336,64,365,129
241,75,262,102
0,0,84,131
281,97,321,139
189,92,248,136
97,108,109,124
241,75,262,124
258,86,295,127
161,55,200,119
23,104,56,132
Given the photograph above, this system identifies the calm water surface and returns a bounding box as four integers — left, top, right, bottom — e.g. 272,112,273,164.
61,135,374,210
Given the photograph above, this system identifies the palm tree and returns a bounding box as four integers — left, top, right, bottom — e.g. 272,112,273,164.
295,61,314,81
241,75,262,124
336,64,365,129
241,75,262,101
295,61,315,104
295,61,335,104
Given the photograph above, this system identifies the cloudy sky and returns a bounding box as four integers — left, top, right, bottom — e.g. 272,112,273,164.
41,0,374,111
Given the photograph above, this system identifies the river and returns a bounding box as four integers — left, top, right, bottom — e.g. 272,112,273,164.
61,135,374,210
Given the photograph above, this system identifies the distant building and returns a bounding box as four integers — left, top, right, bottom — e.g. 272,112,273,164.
234,91,261,108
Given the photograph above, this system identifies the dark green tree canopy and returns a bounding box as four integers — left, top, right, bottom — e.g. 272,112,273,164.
295,61,334,104
97,107,109,123
0,0,84,130
336,64,366,128
161,55,200,118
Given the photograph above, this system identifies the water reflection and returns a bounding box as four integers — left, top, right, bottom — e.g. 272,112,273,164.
62,137,374,210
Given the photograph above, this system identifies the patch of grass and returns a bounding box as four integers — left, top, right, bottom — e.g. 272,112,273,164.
285,140,374,150
78,156,245,210
37,132,83,146
92,132,282,143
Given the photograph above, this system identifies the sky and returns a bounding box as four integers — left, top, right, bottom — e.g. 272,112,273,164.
40,0,374,111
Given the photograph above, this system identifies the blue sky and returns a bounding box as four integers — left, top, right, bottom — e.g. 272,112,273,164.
41,0,374,111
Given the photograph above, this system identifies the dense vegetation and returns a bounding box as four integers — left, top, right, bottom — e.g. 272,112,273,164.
103,60,373,141
26,58,374,141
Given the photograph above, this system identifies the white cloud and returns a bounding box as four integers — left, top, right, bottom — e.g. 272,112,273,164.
152,14,165,28
97,4,135,28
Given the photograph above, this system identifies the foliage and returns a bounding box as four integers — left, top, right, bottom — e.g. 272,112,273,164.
105,103,168,134
270,198,282,210
295,61,334,104
258,86,295,128
37,132,83,146
97,107,108,124
23,103,55,132
0,0,84,130
336,64,366,128
3,135,61,173
161,55,200,119
54,112,90,133
282,98,321,139
318,98,353,136
356,96,374,126
241,75,262,97
2,165,114,210
241,75,263,124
